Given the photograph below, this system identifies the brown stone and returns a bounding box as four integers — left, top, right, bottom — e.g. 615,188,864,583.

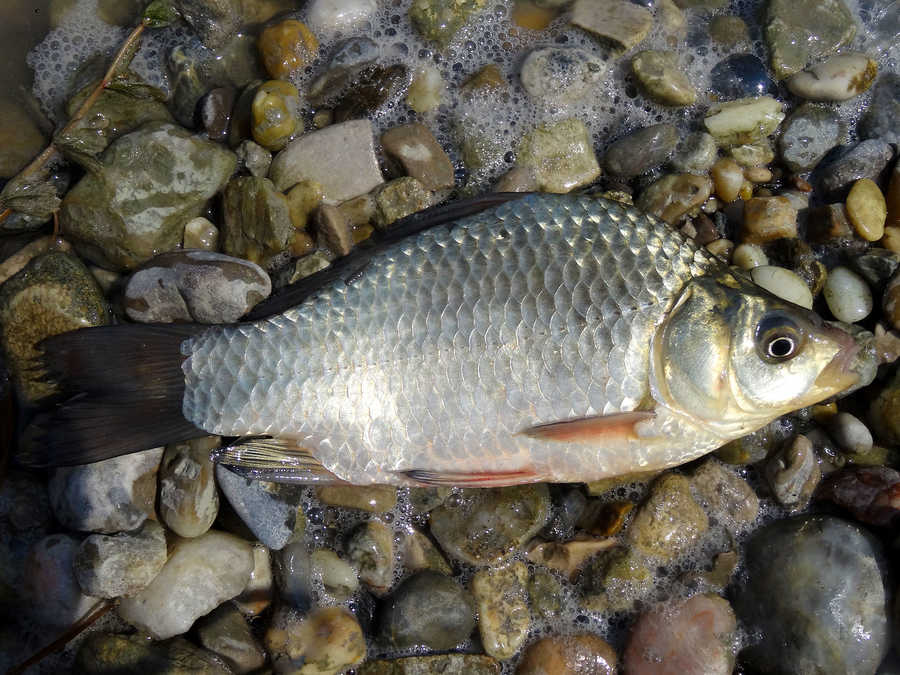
381,123,455,190
517,634,617,675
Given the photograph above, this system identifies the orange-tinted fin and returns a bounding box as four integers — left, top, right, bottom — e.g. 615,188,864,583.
401,468,544,487
212,437,346,484
519,410,656,443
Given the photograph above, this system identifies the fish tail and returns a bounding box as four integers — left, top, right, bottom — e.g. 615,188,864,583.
18,323,206,468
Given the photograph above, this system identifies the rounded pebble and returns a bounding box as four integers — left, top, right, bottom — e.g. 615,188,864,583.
258,19,319,80
517,634,617,675
828,412,874,454
823,266,873,323
266,606,366,675
520,47,606,102
732,243,768,269
709,54,773,98
710,158,744,202
846,178,887,241
750,265,814,309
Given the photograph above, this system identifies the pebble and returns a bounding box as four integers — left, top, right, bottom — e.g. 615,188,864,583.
732,243,768,270
517,634,617,675
628,474,708,561
330,36,380,68
24,534,100,627
742,196,798,243
258,19,319,80
316,485,397,512
0,98,47,178
430,485,550,565
817,139,894,197
315,203,353,256
216,466,306,550
709,15,749,45
703,96,784,148
73,520,167,599
750,265,814,309
690,458,759,528
234,140,273,182
222,176,292,269
571,0,652,50
764,0,857,78
631,51,695,106
306,0,377,32
275,541,313,610
859,73,900,144
158,437,220,538
310,548,359,599
521,47,606,103
251,80,302,151
196,603,267,674
828,412,874,454
266,606,366,674
886,274,900,330
671,132,719,175
199,87,235,142
846,178,887,241
118,531,254,640
49,447,162,534
346,520,394,595
786,52,877,101
624,594,737,675
361,655,500,675
816,466,900,528
728,141,774,168
850,248,900,287
823,266,873,323
495,166,540,192
604,124,679,178
766,434,821,510
269,119,384,201
709,54,774,99
408,0,487,45
472,562,531,660
580,546,654,613
233,543,273,616
404,529,452,575
331,64,411,123
75,633,232,674
778,103,842,173
406,64,446,113
737,516,888,674
380,571,476,649
808,202,855,243
173,0,241,49
528,568,564,619
381,123,455,190
183,216,220,250
710,158,744,202
285,180,324,232
636,174,713,224
526,537,616,580
373,177,432,227
516,118,601,194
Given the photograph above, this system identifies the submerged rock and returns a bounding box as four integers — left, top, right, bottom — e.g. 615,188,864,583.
517,119,601,194
158,437,220,538
266,606,366,674
73,521,167,598
765,0,857,78
76,633,232,674
24,534,100,627
409,0,487,45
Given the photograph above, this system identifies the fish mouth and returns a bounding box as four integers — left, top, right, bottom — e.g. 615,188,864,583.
813,324,862,394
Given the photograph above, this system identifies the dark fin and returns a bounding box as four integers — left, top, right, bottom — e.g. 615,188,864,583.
401,468,544,487
18,323,206,468
213,437,346,484
244,192,531,320
519,411,656,443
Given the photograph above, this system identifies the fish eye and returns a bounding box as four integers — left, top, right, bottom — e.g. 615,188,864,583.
756,314,803,363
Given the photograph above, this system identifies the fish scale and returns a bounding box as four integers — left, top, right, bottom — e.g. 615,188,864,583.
183,193,718,484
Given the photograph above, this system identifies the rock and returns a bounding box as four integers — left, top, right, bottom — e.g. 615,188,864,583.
316,485,397,512
266,606,366,675
628,474,708,561
823,266,873,323
886,274,900,331
195,603,266,674
360,655,500,675
269,119,383,201
528,568,564,620
817,139,894,197
285,180,324,232
275,542,313,610
604,124,678,178
118,531,253,640
233,543,273,616
235,140,272,178
728,141,774,167
406,64,446,113
199,87,235,142
495,167,539,192
737,515,889,674
846,179,887,242
742,196,798,243
222,176,293,268
859,73,900,144
671,132,719,175
517,119,601,194
816,466,900,528
710,158,744,202
732,242,768,269
0,251,109,404
346,520,394,595
828,412,874,454
306,0,377,32
329,36,379,68
60,122,236,271
636,174,712,224
75,633,232,675
767,434,822,510
380,571,476,650
580,546,654,612
526,537,616,580
158,437,220,538
314,204,353,256
408,0,487,45
0,98,47,178
778,104,842,173
216,466,306,550
808,203,855,243
430,485,550,565
578,499,634,537
251,80,302,151
690,458,758,528
183,217,220,250
849,249,900,287
520,47,607,103
373,177,432,227
407,487,451,515
709,15,749,45
709,54,774,99
765,0,857,79
750,265,814,309
258,18,319,80
73,521,167,599
703,96,784,148
310,548,359,599
381,123,456,191
404,529,452,575
786,52,877,101
571,0,652,50
472,562,530,660
24,534,100,627
49,447,162,534
624,594,737,675
631,51,696,106
124,251,270,324
517,635,617,675
173,0,241,49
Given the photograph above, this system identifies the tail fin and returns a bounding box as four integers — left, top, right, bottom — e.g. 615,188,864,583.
18,323,207,468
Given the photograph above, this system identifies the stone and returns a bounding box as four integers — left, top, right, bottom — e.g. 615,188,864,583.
778,104,842,173
571,0,652,50
430,485,550,565
709,15,749,45
216,466,306,550
124,251,271,324
580,546,654,612
310,548,359,599
380,571,476,650
732,243,768,269
750,265,814,309
306,0,377,32
689,458,759,528
517,119,601,194
173,0,242,49
373,177,432,227
222,176,293,268
276,542,314,610
0,251,109,404
517,635,617,675
528,568,564,620
818,140,894,197
118,531,254,640
886,274,900,331
703,96,784,148
381,123,456,190
828,411,874,454
195,603,266,674
404,529,452,575
258,19,319,80
251,80,302,151
710,158,744,203
332,64,410,124
495,167,539,192
285,180,324,231
846,178,887,241
742,196,798,243
628,474,708,561
766,434,821,510
526,537,617,580
166,46,217,129
823,266,873,323
266,606,366,675
737,516,889,674
604,124,678,178
316,485,397,512
199,87,235,142
24,534,100,627
407,487,451,515
0,98,46,178
816,466,900,528
158,437,220,538
408,0,487,45
329,36,379,68
631,51,695,106
183,217,220,250
624,594,737,675
73,521,167,599
765,0,857,79
406,64,445,113
520,47,607,103
346,520,394,595
235,140,272,178
472,562,530,660
636,174,712,224
49,447,162,534
233,543,273,616
786,52,877,101
670,132,719,174
269,120,384,201
60,122,237,271
728,141,774,167
859,73,900,145
359,655,500,675
850,248,900,287
315,204,353,256
807,203,855,243
76,633,232,674
709,54,774,99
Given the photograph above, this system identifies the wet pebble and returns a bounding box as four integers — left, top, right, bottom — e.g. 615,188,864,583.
361,654,500,674
636,174,712,224
828,412,874,454
75,633,232,674
885,274,900,330
704,96,784,148
631,50,696,106
859,73,900,144
823,266,873,323
381,122,455,190
766,434,821,510
628,474,708,561
233,543,273,616
571,0,652,50
580,546,654,612
472,562,531,660
24,534,100,627
408,0,488,45
709,15,749,45
0,98,48,179
73,520,167,599
670,132,718,175
158,437,219,538
183,216,220,250
403,528,452,575
251,80,302,151
604,124,678,178
709,54,773,98
750,265,814,309
778,104,842,173
732,242,768,269
199,87,235,142
316,485,397,513
742,196,798,243
307,0,377,32
520,47,606,103
266,606,366,675
311,548,359,599
816,466,900,528
846,178,887,241
196,603,267,674
235,139,272,178
373,177,432,227
689,458,758,528
315,203,354,256
850,248,900,287
710,157,744,202
517,634,617,675
817,139,894,197
786,52,877,101
275,542,313,610
517,119,601,194
764,0,857,78
222,176,293,268
258,18,319,80
346,520,394,595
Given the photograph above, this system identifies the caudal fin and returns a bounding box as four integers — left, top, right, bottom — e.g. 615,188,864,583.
19,323,207,468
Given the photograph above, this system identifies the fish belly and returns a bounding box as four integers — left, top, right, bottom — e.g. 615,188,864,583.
183,194,714,484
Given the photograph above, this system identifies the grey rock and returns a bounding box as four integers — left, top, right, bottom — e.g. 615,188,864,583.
381,571,476,649
779,104,842,172
571,0,652,50
311,548,359,599
235,139,272,178
346,520,395,595
275,541,313,610
604,124,679,177
670,132,719,174
173,0,242,49
49,447,163,534
330,37,380,68
0,472,51,531
196,603,266,674
520,47,607,102
765,0,857,79
766,435,821,510
737,515,889,675
23,534,99,627
816,139,894,196
859,74,900,145
359,655,501,675
408,0,487,45
73,520,167,599
158,437,220,538
124,251,271,323
222,175,293,269
76,633,232,674
850,249,900,287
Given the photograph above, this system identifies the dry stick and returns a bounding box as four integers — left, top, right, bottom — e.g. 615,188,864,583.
0,21,147,228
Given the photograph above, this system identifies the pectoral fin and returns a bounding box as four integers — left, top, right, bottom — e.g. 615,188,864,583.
519,411,656,443
213,437,346,484
400,468,545,487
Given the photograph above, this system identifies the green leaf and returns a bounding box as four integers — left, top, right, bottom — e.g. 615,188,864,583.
142,0,179,29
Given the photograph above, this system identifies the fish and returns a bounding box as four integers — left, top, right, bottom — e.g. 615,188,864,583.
19,192,881,486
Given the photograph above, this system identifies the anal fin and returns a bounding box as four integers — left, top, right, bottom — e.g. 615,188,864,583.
212,437,346,484
401,468,544,487
519,411,656,443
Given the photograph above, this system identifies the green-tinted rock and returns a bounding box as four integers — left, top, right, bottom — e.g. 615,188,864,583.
222,176,293,268
173,0,241,49
709,15,749,45
581,546,654,612
631,51,696,106
359,654,500,675
517,118,601,194
373,177,432,228
528,567,564,619
195,603,266,674
409,0,487,45
333,64,410,124
0,251,109,403
76,633,232,674
0,98,47,179
765,0,857,79
628,473,708,560
60,122,236,271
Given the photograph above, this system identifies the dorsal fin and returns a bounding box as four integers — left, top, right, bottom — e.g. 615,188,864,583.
244,192,531,320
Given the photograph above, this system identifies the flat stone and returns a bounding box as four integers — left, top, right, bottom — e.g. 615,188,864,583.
76,633,232,674
765,0,857,79
269,120,384,202
628,473,708,561
571,0,652,50
235,140,272,178
472,562,530,660
520,47,607,103
24,534,100,627
817,139,894,197
173,0,242,49
404,529,452,575
859,74,900,145
196,603,266,674
786,52,877,101
846,178,887,241
222,176,294,269
728,140,774,167
631,51,696,106
636,173,712,224
703,96,784,148
266,606,366,674
604,124,679,177
517,118,601,194
359,655,500,675
580,546,654,612
158,437,220,538
408,0,487,45
373,177,432,227
73,521,167,598
382,123,456,190
310,548,359,599
778,104,842,173
316,485,398,512
742,196,798,243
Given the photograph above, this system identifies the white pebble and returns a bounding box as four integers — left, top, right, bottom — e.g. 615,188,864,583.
828,412,874,453
823,266,873,323
733,243,768,270
306,0,377,33
750,266,813,309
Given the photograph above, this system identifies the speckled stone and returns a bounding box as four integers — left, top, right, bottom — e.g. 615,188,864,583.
765,0,857,79
604,124,679,178
158,437,220,538
778,104,842,173
472,562,530,660
75,633,232,674
408,0,487,45
571,0,652,50
266,606,366,674
73,520,167,598
520,47,607,103
360,655,500,675
631,51,696,106
628,474,708,561
859,73,900,145
517,119,601,194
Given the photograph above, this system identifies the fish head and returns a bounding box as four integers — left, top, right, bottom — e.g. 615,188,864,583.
652,272,860,436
